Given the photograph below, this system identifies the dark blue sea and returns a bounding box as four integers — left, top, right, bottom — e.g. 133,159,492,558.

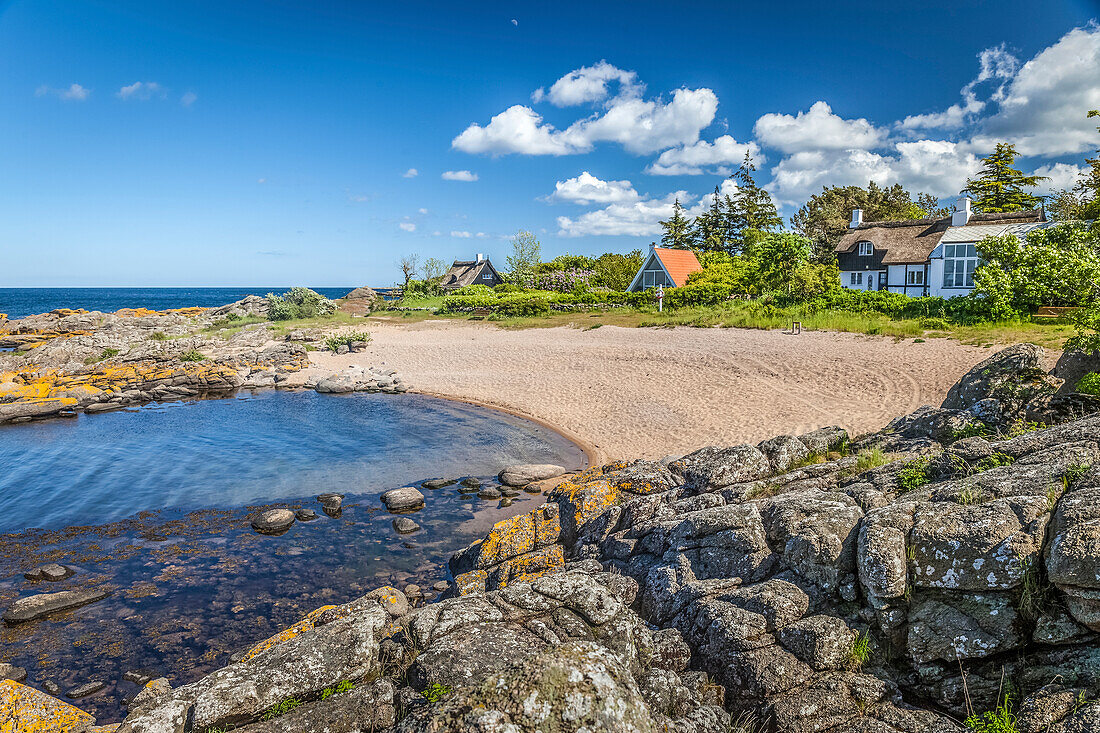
0,287,386,319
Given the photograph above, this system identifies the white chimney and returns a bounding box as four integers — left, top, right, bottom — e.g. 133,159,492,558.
476,253,484,263
849,209,863,229
952,197,972,227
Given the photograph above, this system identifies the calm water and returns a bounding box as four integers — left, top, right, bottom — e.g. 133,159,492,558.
0,391,583,721
0,287,397,319
0,390,584,531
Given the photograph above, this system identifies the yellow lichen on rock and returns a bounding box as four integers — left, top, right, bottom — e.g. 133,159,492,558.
475,504,561,569
0,679,96,733
237,604,337,663
114,307,208,318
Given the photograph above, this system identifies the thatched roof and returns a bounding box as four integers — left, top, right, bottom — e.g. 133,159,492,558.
440,259,503,289
835,218,950,265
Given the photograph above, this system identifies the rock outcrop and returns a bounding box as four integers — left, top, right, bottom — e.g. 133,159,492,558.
12,344,1100,732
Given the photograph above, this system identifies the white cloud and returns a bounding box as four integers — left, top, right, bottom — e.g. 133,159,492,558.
454,63,718,156
442,170,479,182
537,60,642,107
453,105,579,155
556,191,712,237
754,101,885,154
766,139,981,205
975,25,1100,156
117,81,165,100
418,207,429,214
180,91,197,107
35,83,90,101
403,168,419,178
548,172,640,205
451,230,472,238
1032,162,1088,194
647,135,762,175
900,44,1018,131
511,18,518,26
399,222,417,232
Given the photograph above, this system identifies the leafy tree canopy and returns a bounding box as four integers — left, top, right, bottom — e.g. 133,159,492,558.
693,154,783,255
791,182,937,260
971,223,1100,320
1049,110,1100,221
505,230,542,280
961,142,1047,214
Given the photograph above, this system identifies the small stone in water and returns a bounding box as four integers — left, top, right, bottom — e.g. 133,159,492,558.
499,497,514,508
422,478,455,490
460,477,482,489
23,563,74,582
500,488,521,498
295,509,318,521
432,581,450,592
381,487,424,512
0,663,26,683
251,509,296,535
123,670,152,685
392,517,420,534
66,680,106,699
478,487,502,500
403,584,422,599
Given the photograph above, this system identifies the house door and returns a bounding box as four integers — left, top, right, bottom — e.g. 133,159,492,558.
878,272,887,290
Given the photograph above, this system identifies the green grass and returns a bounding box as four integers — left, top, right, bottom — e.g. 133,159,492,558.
1017,556,1053,623
261,697,302,720
422,682,452,703
320,680,355,700
149,331,168,341
975,452,1015,472
854,447,892,473
373,297,1075,348
83,347,120,365
957,486,990,505
1063,462,1092,489
848,631,872,671
179,349,206,362
323,331,373,353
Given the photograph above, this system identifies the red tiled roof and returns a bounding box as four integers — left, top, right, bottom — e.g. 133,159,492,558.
653,247,703,287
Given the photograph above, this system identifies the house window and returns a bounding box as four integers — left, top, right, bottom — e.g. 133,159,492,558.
642,268,665,288
481,272,493,280
858,241,873,256
943,243,978,288
853,272,863,285
907,270,924,285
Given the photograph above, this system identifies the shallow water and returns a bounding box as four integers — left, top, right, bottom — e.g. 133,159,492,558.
0,391,584,722
0,390,585,532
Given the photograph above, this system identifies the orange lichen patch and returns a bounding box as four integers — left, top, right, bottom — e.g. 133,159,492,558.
0,679,96,732
114,306,208,318
548,472,621,531
473,504,561,570
0,360,242,405
237,604,337,663
454,568,489,596
489,544,565,590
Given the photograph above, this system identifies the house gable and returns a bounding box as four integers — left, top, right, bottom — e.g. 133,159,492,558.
628,247,702,291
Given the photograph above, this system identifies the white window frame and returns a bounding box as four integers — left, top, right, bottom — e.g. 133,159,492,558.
907,270,924,285
481,272,494,280
943,243,978,288
858,241,873,256
855,272,863,285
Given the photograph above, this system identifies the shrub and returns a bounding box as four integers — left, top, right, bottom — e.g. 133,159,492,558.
1076,372,1100,396
149,332,168,341
323,331,372,352
179,350,205,362
266,287,336,321
262,697,302,720
320,680,355,700
84,347,120,365
422,682,452,703
896,458,930,492
919,317,951,331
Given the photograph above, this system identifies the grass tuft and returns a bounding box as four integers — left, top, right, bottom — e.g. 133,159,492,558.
848,631,872,671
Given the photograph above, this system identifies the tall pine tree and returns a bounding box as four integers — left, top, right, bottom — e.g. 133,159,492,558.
658,198,695,249
961,142,1047,213
725,153,783,253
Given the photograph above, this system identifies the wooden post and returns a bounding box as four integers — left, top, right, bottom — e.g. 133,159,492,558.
792,321,802,335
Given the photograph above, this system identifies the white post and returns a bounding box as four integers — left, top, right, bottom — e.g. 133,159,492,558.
657,284,664,313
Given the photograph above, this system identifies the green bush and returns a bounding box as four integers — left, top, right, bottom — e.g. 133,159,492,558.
919,317,951,331
266,287,336,321
1076,372,1100,396
179,350,206,362
323,331,372,352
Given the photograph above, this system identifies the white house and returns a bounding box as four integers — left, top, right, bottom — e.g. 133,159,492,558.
834,198,1050,298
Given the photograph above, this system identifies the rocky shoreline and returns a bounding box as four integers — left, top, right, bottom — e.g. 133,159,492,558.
5,342,1100,731
0,292,405,424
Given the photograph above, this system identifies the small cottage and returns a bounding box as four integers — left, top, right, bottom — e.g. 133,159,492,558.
627,245,703,292
439,254,504,291
834,198,1051,297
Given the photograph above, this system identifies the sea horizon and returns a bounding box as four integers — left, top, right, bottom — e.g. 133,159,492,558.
0,286,393,320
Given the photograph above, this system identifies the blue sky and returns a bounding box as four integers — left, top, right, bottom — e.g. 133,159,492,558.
2,0,1099,286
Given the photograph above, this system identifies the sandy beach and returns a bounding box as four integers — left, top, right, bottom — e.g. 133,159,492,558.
303,320,1030,463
